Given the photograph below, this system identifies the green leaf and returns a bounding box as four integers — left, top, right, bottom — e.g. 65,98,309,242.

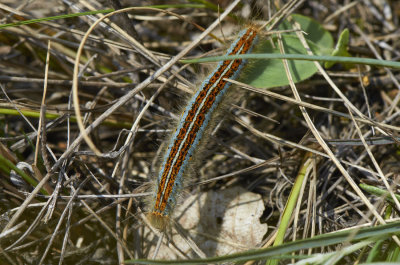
281,14,334,52
325,28,352,68
241,14,333,89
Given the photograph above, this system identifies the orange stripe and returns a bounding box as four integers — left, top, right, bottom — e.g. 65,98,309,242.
154,26,259,214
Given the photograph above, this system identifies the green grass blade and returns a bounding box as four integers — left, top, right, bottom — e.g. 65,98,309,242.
360,183,400,204
126,221,400,264
266,155,312,265
0,154,48,195
181,53,400,70
0,9,114,29
0,108,132,129
146,4,206,9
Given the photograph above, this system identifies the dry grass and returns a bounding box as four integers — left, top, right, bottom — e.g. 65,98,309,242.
0,0,400,264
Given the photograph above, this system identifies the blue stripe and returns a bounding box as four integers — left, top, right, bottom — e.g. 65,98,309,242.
155,29,258,214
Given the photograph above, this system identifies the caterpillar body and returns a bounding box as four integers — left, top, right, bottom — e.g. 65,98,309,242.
147,25,260,230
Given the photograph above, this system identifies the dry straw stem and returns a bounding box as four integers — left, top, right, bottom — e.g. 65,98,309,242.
232,111,381,180
2,0,242,240
37,178,92,264
349,102,400,211
352,24,400,115
229,79,400,133
290,20,400,245
268,29,327,265
2,0,400,263
113,63,190,262
33,40,50,168
71,3,242,156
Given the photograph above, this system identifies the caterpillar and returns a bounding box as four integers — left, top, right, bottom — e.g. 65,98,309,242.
147,25,260,230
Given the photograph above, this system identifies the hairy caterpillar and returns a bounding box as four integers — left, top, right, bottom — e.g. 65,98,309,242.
147,25,260,230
